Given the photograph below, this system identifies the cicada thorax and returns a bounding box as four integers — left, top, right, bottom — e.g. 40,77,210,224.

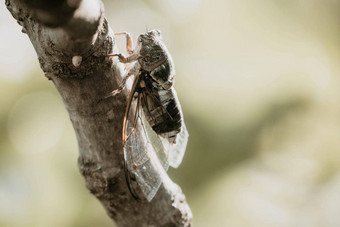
140,74,182,144
138,38,175,90
150,58,175,90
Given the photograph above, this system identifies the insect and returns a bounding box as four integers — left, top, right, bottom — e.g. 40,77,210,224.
107,30,188,201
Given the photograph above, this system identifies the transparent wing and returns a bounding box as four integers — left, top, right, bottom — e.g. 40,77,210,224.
158,88,189,168
140,90,173,170
158,121,188,168
124,92,169,201
167,122,189,168
141,111,170,171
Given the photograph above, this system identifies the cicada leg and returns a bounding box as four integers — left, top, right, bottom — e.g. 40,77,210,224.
114,32,134,55
103,32,139,99
104,71,132,98
109,32,138,67
104,62,140,98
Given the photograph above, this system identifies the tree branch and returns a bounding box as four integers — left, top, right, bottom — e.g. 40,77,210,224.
6,0,192,226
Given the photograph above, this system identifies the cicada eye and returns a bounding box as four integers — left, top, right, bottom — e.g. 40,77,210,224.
138,34,145,42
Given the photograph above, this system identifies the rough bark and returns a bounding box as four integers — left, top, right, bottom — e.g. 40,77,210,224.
6,0,192,226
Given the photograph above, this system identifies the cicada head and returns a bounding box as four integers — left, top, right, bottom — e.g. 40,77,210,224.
137,30,163,56
139,30,161,42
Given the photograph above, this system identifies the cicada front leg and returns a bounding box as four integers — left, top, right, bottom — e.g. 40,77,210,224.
105,32,140,98
114,32,134,55
109,32,140,64
104,62,141,98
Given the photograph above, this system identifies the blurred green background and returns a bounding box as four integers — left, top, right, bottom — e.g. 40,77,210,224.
1,0,340,226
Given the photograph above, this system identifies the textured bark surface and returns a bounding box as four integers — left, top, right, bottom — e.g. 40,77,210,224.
6,0,192,226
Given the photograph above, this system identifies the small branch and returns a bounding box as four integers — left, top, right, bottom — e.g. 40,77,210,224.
6,0,192,226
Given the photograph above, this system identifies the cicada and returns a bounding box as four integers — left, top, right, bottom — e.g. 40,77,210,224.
107,30,188,201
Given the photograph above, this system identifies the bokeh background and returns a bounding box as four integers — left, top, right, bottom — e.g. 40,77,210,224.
1,0,340,226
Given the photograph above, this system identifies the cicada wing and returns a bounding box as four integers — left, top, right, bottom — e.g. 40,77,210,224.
142,87,189,169
140,91,172,170
167,122,188,168
124,93,170,201
159,88,189,168
141,112,170,171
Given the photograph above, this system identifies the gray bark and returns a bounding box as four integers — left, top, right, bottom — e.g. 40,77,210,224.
5,0,192,226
